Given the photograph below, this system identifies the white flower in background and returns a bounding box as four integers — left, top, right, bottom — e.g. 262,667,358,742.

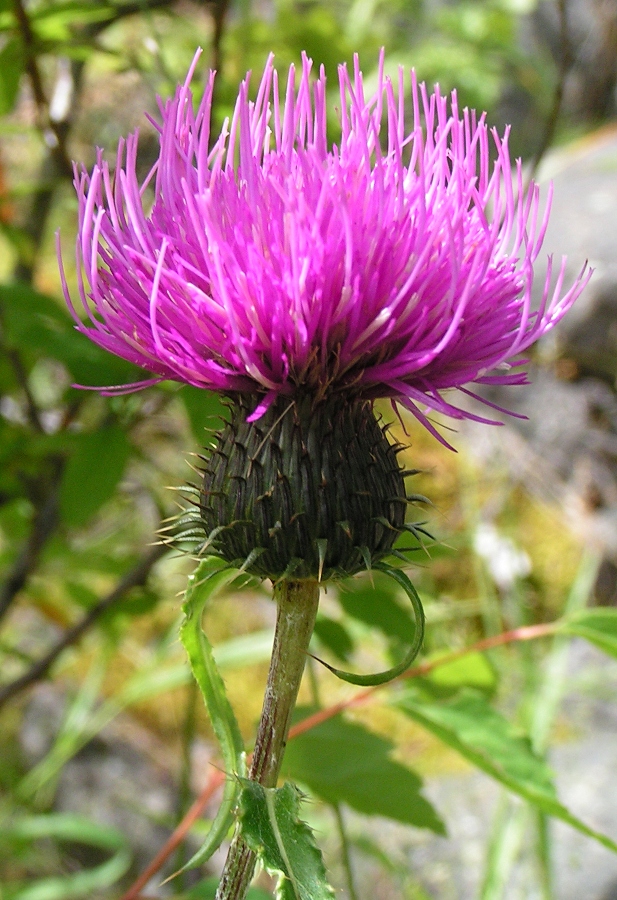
473,522,532,590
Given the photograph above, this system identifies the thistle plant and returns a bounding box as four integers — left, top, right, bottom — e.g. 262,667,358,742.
59,51,588,899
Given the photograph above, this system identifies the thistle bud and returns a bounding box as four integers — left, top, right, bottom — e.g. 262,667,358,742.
61,51,588,576
199,396,407,581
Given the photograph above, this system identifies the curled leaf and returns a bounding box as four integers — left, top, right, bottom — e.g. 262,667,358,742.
311,563,424,686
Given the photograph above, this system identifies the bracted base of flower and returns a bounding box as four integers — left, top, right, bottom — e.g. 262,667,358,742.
194,394,417,581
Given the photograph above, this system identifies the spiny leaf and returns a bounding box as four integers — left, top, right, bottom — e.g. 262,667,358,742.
238,780,335,900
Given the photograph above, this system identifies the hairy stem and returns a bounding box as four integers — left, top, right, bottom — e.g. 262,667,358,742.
215,579,320,900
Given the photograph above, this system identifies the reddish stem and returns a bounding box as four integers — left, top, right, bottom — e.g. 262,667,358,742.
120,768,225,900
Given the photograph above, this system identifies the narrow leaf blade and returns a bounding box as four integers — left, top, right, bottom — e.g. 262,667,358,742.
0,38,24,115
560,608,617,658
179,559,247,869
5,813,131,899
398,689,617,854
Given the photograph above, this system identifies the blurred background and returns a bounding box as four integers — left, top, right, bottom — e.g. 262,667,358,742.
2,1,617,898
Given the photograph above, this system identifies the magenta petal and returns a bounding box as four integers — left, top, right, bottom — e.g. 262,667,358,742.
59,50,590,442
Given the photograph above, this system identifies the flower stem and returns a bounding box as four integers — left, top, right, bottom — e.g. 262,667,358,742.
215,578,320,900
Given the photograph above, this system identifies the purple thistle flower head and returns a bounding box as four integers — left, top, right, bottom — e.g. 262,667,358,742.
59,50,589,443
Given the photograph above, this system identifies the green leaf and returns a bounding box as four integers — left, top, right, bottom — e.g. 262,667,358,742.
4,813,131,900
560,608,617,658
424,651,497,696
102,585,160,619
0,38,24,116
59,426,131,527
282,708,444,833
64,581,99,610
31,1,116,25
316,563,424,685
179,559,247,870
181,385,227,443
238,780,335,900
398,689,617,854
0,282,143,385
313,614,354,662
66,579,159,618
337,568,415,642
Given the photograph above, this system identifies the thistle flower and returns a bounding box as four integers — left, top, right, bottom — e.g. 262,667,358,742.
59,51,588,579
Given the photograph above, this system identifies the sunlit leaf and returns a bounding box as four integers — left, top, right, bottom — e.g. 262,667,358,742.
561,608,617,658
422,651,497,696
